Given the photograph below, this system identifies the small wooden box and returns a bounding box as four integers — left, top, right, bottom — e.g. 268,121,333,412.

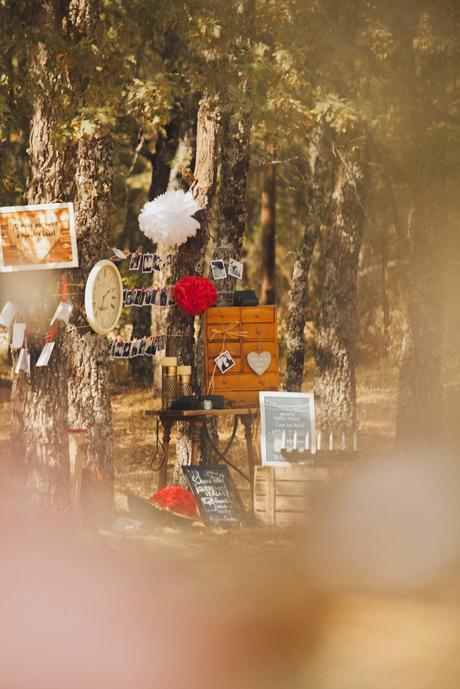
204,306,279,406
254,464,343,528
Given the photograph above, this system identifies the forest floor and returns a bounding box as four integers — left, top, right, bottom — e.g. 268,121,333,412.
2,363,460,689
110,361,398,505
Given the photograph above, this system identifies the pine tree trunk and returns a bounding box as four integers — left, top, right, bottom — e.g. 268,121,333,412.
64,132,114,513
395,184,445,447
314,136,367,434
9,5,75,508
169,94,221,484
284,137,332,392
260,153,276,305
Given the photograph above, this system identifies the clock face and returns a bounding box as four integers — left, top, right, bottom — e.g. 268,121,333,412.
85,260,123,335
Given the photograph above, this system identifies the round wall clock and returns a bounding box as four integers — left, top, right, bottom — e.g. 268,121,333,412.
85,259,123,335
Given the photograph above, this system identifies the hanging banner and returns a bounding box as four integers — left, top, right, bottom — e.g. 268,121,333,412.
0,202,78,272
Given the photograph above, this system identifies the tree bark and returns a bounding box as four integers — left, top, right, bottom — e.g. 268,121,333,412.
314,135,367,434
64,132,114,515
260,151,276,305
10,0,114,512
284,136,333,392
169,94,221,484
9,3,75,508
395,179,445,447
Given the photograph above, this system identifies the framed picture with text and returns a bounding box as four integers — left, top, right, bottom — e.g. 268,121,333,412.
0,202,78,272
259,391,316,466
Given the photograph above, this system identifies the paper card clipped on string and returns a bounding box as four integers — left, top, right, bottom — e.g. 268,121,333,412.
228,259,244,280
15,347,30,375
11,322,26,349
111,247,127,261
50,301,73,325
0,301,17,327
36,341,55,367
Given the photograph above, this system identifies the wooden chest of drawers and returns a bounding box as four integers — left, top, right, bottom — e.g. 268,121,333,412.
203,306,280,406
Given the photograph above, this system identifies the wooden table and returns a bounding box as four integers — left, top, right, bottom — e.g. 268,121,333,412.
152,407,258,491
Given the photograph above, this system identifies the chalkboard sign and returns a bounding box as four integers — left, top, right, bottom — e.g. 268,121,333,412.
259,391,316,466
182,465,246,526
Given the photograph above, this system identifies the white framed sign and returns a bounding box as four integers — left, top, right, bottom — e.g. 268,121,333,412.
0,202,78,272
259,391,316,466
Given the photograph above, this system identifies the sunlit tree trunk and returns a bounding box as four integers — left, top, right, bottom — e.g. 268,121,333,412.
9,3,75,508
396,177,445,447
64,131,114,515
285,135,332,391
168,94,221,484
314,134,367,434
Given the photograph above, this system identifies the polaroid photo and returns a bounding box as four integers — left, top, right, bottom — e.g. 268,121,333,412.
215,349,235,374
134,289,144,307
114,340,124,358
141,288,149,306
122,289,128,306
228,258,244,280
0,301,17,328
36,341,55,367
15,347,30,375
125,289,134,307
152,255,162,273
129,253,142,271
153,289,161,306
144,337,153,356
11,322,26,349
159,288,168,307
211,259,227,280
142,253,154,273
130,339,140,357
122,341,132,358
50,301,73,326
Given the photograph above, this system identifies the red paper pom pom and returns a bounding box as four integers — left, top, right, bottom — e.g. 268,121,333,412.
149,485,198,518
174,276,218,316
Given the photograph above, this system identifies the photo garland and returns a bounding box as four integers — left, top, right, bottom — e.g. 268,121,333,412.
123,285,175,308
0,276,73,375
110,335,166,359
110,248,172,273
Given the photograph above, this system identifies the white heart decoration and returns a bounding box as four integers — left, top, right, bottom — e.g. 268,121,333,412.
247,351,271,376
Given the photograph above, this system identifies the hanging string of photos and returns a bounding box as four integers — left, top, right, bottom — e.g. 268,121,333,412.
110,247,172,273
110,335,166,360
0,275,73,375
123,285,175,308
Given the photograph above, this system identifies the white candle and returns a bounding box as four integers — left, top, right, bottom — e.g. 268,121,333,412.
293,431,298,450
341,432,346,451
281,430,286,450
305,432,310,451
329,432,333,451
353,432,358,452
317,431,321,451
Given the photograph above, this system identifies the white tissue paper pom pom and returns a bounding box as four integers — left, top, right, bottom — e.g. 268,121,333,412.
138,189,201,248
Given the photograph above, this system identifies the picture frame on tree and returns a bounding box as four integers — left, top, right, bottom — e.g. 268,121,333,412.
0,202,78,273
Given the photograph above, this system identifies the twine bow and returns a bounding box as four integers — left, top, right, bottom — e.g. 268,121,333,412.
207,321,248,394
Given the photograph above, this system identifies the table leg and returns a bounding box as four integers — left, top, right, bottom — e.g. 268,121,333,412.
191,418,204,466
158,419,173,489
241,414,256,495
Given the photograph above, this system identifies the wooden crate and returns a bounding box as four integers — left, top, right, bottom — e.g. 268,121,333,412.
204,306,279,406
254,464,343,528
